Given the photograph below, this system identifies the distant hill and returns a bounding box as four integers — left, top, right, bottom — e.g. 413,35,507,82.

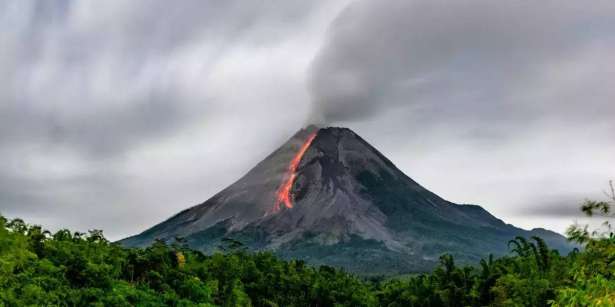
121,126,573,275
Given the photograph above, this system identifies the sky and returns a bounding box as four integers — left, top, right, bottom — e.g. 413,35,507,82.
1,0,614,240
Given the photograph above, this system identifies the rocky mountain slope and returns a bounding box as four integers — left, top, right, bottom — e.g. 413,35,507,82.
121,126,572,274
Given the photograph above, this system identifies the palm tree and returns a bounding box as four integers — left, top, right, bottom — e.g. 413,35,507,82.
531,236,550,273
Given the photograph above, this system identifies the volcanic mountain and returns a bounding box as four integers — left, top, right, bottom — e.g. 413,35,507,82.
121,126,571,274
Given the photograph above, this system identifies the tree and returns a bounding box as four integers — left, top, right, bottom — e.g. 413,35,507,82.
567,180,615,243
552,180,615,306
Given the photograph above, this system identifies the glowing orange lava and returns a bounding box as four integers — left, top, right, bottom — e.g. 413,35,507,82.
272,131,318,213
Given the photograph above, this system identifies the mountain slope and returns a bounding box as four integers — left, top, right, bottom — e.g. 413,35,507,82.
121,126,572,274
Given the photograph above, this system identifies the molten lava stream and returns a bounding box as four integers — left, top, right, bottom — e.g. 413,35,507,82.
272,132,318,213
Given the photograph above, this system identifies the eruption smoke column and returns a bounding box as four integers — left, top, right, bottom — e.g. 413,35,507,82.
271,131,318,213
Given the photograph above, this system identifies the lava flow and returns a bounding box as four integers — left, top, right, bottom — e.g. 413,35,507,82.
272,131,318,213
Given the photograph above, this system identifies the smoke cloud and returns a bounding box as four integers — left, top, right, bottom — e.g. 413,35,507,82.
306,0,615,234
309,0,615,130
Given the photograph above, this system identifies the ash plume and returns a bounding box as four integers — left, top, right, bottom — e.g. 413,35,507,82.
308,0,615,128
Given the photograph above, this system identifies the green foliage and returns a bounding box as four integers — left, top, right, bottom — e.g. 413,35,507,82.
551,181,615,306
376,180,615,307
0,214,375,306
549,237,615,306
377,237,570,307
1,180,614,307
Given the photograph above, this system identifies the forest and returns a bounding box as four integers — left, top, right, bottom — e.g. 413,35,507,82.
1,192,613,306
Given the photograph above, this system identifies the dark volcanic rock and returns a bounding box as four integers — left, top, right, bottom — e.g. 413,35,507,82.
121,126,573,275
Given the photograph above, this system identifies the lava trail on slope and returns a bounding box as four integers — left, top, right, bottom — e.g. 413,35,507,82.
271,131,318,213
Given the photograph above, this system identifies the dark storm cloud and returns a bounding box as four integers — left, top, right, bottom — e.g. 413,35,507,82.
309,0,615,131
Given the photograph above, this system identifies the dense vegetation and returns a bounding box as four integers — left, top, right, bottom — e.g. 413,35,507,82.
1,183,613,306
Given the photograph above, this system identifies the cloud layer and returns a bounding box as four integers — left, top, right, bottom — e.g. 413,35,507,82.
0,0,348,238
310,1,615,128
1,0,613,238
306,0,615,233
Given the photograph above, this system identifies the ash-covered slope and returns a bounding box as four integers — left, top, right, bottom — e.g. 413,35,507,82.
121,126,572,274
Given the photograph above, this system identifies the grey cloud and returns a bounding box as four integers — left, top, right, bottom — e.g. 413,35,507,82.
1,0,613,239
0,0,343,238
518,195,586,217
0,166,150,238
309,0,615,230
309,0,615,132
1,0,329,157
1,89,196,157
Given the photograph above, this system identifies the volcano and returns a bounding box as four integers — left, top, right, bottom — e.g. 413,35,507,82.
121,126,571,274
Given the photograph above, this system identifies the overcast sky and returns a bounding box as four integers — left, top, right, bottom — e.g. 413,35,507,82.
1,1,614,240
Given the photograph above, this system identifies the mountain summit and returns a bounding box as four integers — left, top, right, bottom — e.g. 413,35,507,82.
122,126,571,274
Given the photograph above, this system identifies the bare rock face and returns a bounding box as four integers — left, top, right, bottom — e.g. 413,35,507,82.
121,126,572,275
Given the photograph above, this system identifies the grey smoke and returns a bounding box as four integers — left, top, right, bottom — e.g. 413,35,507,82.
307,0,615,234
309,0,615,130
